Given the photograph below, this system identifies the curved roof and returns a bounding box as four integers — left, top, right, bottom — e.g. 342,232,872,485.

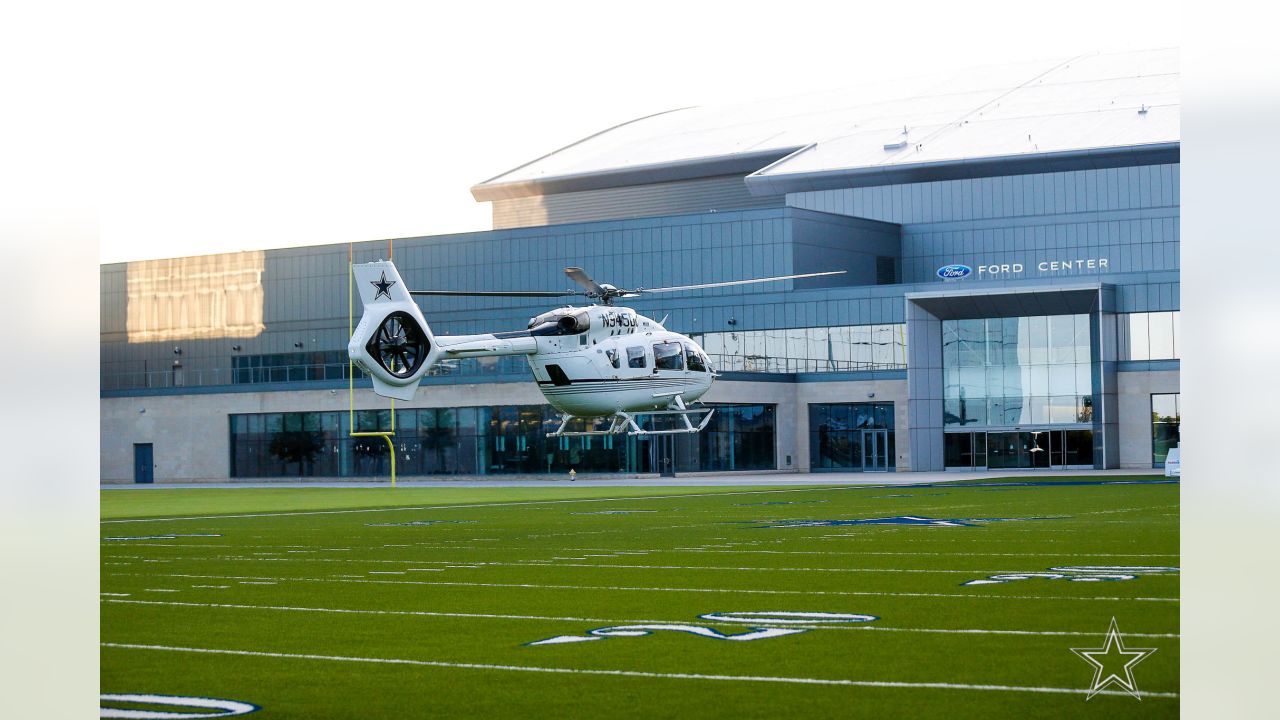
473,48,1178,201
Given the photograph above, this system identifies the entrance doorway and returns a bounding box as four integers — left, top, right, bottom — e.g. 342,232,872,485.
861,429,890,472
133,443,154,484
946,429,1093,470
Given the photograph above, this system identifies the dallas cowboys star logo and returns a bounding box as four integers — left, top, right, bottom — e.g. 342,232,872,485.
370,271,396,300
1071,617,1157,700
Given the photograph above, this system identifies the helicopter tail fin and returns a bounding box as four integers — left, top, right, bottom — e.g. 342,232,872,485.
348,261,440,401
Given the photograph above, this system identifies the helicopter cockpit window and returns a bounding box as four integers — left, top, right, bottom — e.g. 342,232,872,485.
684,343,707,372
605,348,620,369
528,310,591,336
626,346,646,369
653,342,684,371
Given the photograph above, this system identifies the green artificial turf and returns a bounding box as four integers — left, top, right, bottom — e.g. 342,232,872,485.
101,478,1179,718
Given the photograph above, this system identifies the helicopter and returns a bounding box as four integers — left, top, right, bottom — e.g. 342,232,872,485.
348,261,844,437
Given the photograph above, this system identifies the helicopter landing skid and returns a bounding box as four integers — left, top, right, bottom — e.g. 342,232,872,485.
547,398,715,437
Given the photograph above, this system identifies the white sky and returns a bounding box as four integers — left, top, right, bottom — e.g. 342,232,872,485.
96,0,1179,263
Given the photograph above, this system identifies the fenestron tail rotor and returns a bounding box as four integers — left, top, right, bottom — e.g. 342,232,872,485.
367,312,429,378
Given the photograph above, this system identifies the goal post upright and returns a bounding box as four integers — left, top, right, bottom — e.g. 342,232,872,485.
348,240,398,487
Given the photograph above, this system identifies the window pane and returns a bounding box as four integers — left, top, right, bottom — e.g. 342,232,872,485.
1028,365,1049,396
1075,314,1092,362
984,365,1004,399
1076,362,1093,396
1050,315,1076,364
1049,364,1076,396
654,342,684,370
1028,316,1048,364
1152,393,1179,422
958,319,985,366
944,366,962,399
1002,317,1021,365
1149,312,1175,359
1127,313,1150,361
1049,395,1078,424
942,322,959,368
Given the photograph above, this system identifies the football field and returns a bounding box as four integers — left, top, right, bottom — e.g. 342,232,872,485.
100,477,1179,718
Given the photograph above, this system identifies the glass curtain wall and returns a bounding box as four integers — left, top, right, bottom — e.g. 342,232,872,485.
230,403,775,478
808,403,896,471
1151,393,1181,467
942,313,1095,470
943,315,1094,428
694,324,906,374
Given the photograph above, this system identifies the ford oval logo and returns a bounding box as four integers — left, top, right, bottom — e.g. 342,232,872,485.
937,264,972,279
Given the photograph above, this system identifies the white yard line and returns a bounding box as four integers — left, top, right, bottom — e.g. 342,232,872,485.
98,554,1180,576
99,642,1177,698
98,598,1181,639
99,487,851,524
107,572,1180,603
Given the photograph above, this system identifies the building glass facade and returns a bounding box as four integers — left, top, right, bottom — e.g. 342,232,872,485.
943,314,1093,428
229,403,775,478
808,403,896,471
1151,393,1181,467
1119,311,1181,361
695,324,906,373
941,313,1095,470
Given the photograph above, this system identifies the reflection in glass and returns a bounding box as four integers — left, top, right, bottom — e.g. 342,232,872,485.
693,323,907,374
810,403,895,471
941,314,1094,429
1148,312,1175,360
1151,393,1181,466
231,403,777,478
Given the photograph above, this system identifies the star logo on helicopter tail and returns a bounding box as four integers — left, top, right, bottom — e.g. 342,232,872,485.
371,271,396,300
1071,617,1157,700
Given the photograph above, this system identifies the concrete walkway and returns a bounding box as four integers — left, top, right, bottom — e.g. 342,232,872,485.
101,468,1163,490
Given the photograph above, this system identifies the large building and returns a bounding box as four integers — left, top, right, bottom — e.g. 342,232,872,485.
100,49,1180,482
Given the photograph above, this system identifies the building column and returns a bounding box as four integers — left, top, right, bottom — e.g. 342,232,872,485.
1091,288,1120,469
906,300,944,471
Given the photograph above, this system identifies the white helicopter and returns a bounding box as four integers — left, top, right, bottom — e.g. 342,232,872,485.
348,261,843,437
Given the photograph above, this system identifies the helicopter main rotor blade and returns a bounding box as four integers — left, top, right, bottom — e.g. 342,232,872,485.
624,270,847,294
409,290,585,298
564,267,607,297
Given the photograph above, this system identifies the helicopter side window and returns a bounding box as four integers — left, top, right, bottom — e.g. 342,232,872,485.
653,342,684,371
605,348,620,369
626,346,646,369
684,343,707,372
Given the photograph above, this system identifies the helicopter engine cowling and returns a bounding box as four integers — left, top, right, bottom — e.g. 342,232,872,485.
348,261,442,401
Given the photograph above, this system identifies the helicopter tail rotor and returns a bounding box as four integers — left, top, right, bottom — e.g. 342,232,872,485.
349,261,441,400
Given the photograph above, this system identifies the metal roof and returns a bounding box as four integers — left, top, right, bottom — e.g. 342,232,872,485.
472,48,1178,201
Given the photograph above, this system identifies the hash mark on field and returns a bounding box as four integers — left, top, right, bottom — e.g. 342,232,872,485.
99,598,1181,639
100,642,1178,698
192,585,230,589
101,592,130,597
98,487,855,524
104,554,1141,576
115,572,1179,603
238,581,277,585
143,588,178,593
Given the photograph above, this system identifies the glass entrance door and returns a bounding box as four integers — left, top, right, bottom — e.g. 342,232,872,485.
861,430,889,472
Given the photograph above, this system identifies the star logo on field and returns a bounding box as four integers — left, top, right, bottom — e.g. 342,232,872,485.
1071,617,1157,700
371,271,396,300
